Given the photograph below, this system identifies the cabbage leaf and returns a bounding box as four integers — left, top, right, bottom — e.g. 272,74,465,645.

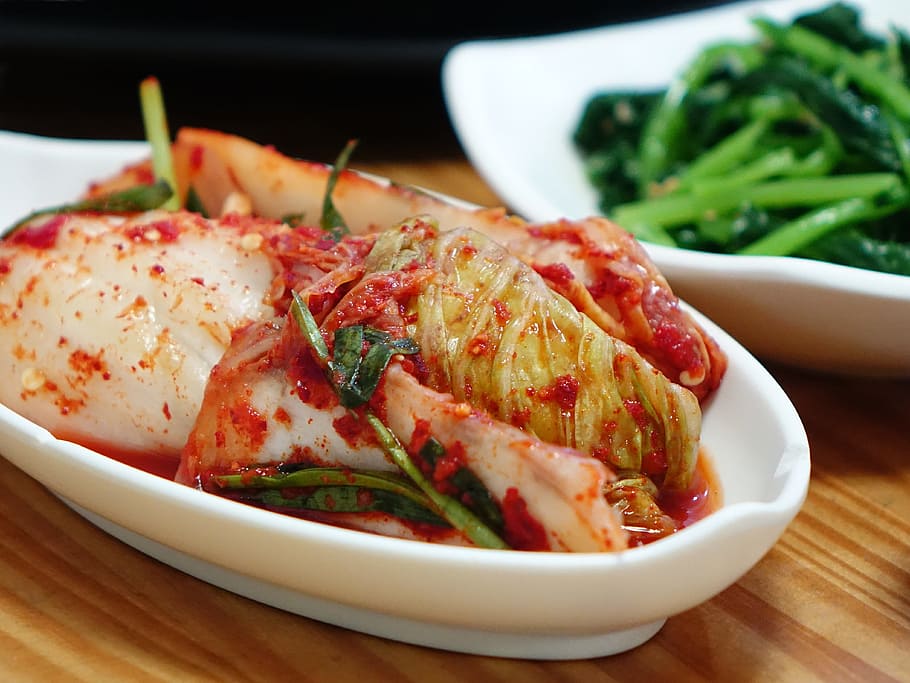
365,219,702,492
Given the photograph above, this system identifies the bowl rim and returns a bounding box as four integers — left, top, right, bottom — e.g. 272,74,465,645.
0,127,812,644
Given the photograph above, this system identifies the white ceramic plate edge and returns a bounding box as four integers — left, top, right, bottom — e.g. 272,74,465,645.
0,130,811,658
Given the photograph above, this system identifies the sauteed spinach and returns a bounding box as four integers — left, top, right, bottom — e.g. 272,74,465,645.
574,2,910,275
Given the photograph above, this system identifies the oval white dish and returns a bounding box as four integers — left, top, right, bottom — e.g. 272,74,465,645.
0,130,810,659
442,0,910,376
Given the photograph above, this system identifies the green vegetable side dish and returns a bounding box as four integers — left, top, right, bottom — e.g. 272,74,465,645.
573,2,910,275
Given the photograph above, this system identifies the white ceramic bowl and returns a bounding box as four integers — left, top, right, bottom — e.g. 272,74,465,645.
442,0,910,376
0,130,810,659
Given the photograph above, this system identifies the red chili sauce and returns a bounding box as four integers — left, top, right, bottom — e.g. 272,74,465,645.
59,424,720,551
56,431,179,481
660,447,722,532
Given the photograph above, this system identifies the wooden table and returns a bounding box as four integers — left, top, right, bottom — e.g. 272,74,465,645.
0,37,909,676
0,155,907,682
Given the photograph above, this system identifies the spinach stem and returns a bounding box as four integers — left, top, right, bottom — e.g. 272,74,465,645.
613,173,901,227
215,468,436,509
321,139,358,240
365,413,509,550
139,77,180,211
290,290,329,362
676,117,771,187
637,42,764,193
3,182,174,236
753,18,910,119
739,186,910,256
689,147,795,196
884,111,910,186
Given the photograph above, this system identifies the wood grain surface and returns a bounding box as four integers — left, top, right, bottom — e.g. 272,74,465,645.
0,160,908,683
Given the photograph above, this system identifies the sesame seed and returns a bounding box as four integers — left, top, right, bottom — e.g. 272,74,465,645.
21,367,46,391
454,402,472,417
240,233,264,251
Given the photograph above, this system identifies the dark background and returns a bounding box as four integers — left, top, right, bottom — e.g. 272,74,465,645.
0,1,738,162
